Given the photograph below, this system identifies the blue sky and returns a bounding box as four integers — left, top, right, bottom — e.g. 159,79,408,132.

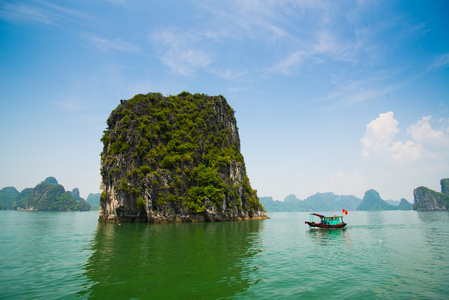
1,0,448,203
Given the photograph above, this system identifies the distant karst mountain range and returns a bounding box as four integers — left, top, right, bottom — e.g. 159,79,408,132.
260,189,413,212
2,177,447,213
261,178,449,212
0,177,99,211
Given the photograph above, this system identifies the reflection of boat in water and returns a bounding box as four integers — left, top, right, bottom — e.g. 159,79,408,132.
305,213,347,229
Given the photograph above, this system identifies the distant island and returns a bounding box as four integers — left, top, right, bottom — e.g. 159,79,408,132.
99,92,268,222
261,190,413,212
413,178,449,211
86,193,100,210
0,177,90,211
357,189,413,211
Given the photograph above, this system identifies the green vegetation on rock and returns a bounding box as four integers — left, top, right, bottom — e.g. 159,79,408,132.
13,188,33,209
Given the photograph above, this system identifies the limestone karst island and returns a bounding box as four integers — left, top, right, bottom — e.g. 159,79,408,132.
413,178,449,211
99,92,269,223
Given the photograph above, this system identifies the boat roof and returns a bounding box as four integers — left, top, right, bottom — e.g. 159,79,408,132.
311,213,325,218
310,213,343,218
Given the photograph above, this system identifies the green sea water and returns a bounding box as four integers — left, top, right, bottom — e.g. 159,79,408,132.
1,210,448,299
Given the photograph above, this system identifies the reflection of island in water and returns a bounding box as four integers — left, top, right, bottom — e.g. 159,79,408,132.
417,211,449,224
79,220,264,299
417,211,449,260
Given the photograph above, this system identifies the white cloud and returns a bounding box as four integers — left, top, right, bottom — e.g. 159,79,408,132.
407,116,449,146
361,111,399,157
358,112,449,200
390,140,423,163
361,112,449,164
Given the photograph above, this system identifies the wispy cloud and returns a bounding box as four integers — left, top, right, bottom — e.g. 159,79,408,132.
428,53,449,71
318,68,408,109
197,0,292,42
0,0,94,26
147,0,446,84
212,69,248,80
149,0,321,76
269,50,308,75
82,33,139,54
147,1,378,77
324,81,404,109
56,98,87,112
322,51,449,108
103,0,129,8
151,28,212,76
0,1,59,25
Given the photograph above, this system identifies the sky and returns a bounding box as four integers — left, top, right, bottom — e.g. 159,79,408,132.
1,0,448,203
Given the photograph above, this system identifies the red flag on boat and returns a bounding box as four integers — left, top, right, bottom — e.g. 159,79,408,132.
342,209,348,215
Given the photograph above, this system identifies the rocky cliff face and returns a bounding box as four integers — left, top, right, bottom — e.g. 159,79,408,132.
99,92,268,223
413,178,449,211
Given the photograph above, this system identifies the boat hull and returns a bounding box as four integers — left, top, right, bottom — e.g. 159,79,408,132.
305,221,347,229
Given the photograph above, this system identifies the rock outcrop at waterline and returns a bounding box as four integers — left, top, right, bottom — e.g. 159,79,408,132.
413,178,449,211
99,92,268,222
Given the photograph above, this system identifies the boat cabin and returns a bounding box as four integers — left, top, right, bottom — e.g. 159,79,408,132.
309,213,344,225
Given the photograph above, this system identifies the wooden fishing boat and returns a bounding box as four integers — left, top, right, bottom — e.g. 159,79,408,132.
305,213,347,229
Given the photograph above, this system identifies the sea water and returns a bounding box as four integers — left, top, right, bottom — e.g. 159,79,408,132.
0,210,448,299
